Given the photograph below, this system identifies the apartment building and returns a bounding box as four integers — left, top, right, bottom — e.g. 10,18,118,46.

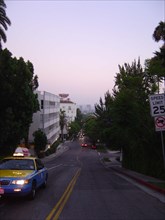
59,94,77,123
28,91,60,145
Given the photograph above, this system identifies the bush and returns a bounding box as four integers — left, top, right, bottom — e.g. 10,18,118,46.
33,129,47,156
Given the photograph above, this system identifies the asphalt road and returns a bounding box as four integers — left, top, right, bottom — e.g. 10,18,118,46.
0,140,165,220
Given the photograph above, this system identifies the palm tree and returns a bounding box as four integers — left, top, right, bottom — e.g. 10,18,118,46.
60,110,66,142
153,21,165,67
153,21,165,43
0,0,11,50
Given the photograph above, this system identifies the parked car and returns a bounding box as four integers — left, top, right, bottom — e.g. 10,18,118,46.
91,145,97,149
0,150,48,200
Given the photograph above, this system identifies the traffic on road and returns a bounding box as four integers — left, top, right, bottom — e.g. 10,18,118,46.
0,140,165,220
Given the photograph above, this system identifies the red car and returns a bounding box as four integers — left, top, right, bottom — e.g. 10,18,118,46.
81,143,88,147
91,145,97,149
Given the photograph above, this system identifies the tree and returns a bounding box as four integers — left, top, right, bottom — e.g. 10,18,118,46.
83,116,99,145
144,58,165,93
75,108,83,127
68,121,81,139
112,59,164,178
95,91,114,147
153,21,165,43
60,109,66,142
152,21,165,66
33,129,47,156
0,49,39,155
0,0,11,49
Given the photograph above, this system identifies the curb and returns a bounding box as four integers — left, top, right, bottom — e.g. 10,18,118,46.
41,144,69,162
98,152,165,195
111,167,165,195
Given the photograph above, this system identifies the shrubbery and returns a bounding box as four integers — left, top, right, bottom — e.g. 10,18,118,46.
45,139,61,157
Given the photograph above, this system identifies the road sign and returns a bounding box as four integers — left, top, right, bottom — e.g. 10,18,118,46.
155,116,165,131
149,94,165,117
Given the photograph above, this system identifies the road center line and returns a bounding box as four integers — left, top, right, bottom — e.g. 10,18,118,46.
46,168,81,220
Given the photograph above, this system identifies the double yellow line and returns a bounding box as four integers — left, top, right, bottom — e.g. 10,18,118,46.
46,168,81,220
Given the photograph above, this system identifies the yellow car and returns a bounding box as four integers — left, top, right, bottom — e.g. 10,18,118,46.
0,154,48,200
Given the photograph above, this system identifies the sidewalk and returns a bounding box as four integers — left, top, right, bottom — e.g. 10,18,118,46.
41,143,69,163
99,151,165,196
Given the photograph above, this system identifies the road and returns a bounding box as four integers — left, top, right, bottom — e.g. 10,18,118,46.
0,140,165,220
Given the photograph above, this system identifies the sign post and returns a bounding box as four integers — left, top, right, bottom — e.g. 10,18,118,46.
149,93,165,170
160,131,165,170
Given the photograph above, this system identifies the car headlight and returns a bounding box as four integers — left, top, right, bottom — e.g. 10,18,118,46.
11,179,29,185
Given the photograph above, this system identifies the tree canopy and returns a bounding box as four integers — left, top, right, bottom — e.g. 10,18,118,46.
0,49,39,155
33,129,47,156
59,109,67,141
152,21,165,66
92,58,164,178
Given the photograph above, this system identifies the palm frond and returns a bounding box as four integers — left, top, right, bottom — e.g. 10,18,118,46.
0,26,6,42
0,0,6,8
153,21,165,42
0,0,11,48
0,19,8,30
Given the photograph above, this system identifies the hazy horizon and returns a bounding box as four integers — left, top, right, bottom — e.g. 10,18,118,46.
4,0,164,106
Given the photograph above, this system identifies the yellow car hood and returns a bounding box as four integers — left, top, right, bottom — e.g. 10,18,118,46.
0,170,34,178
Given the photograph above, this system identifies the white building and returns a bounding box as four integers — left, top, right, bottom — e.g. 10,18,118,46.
28,91,60,145
59,94,77,123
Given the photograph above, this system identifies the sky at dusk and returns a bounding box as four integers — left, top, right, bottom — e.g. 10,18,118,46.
4,0,164,106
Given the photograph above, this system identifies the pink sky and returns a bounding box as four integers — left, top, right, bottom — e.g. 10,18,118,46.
4,0,164,106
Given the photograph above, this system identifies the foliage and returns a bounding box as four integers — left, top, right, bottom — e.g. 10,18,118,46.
68,121,81,139
67,108,83,139
144,58,165,93
83,116,99,144
33,129,47,156
59,109,65,130
0,49,39,155
0,0,11,49
95,91,114,146
152,21,165,66
45,138,61,156
153,21,165,43
59,109,66,141
75,108,83,127
112,59,164,178
92,58,165,179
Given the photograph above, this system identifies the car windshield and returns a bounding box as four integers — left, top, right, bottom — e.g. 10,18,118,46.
0,159,35,170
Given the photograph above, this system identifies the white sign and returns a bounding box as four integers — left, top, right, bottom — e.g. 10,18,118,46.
155,116,165,131
149,94,165,117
